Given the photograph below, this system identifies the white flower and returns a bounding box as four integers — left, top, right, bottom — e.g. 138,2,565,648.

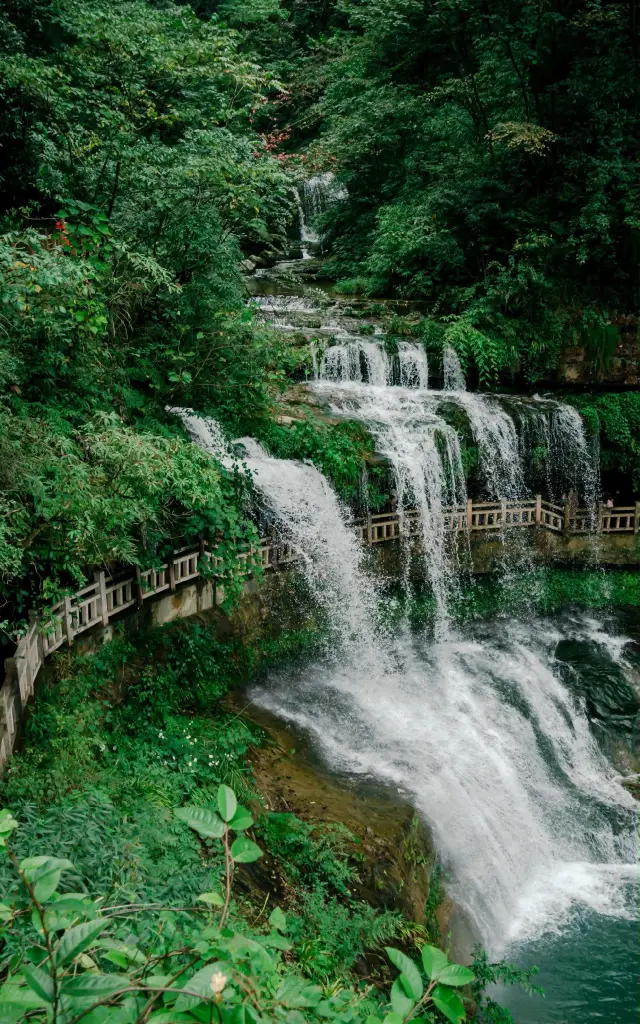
210,971,227,996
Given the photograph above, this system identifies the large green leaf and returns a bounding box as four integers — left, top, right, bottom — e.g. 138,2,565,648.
229,805,253,831
55,919,106,967
431,985,466,1024
174,805,225,839
385,946,424,1000
197,891,224,907
390,977,414,1017
437,964,475,987
421,944,449,981
217,785,237,823
21,965,54,1004
269,906,287,933
62,974,130,999
0,810,18,842
20,856,74,903
230,836,262,863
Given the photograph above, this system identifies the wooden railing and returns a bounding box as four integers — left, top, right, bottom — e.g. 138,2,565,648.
1,496,638,769
350,497,640,542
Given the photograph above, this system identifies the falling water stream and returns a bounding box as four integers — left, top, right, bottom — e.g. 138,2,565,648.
176,232,637,1021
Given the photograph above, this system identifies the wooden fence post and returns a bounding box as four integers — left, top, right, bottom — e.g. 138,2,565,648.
563,501,571,537
28,611,44,670
64,595,75,646
168,555,176,592
466,498,473,534
635,501,640,535
535,494,542,526
135,566,144,608
95,570,109,625
367,513,373,545
501,498,507,529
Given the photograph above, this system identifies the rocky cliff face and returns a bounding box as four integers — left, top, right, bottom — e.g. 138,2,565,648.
560,322,639,386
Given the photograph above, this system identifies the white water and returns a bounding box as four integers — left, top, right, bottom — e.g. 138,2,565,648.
252,613,638,953
171,403,635,970
314,380,466,633
443,345,467,390
295,173,348,258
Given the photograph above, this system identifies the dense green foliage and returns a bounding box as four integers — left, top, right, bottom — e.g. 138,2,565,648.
243,0,640,381
569,392,640,491
400,567,640,630
0,793,495,1024
0,0,309,624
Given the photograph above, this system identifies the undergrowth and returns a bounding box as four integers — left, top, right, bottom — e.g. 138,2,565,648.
0,619,409,990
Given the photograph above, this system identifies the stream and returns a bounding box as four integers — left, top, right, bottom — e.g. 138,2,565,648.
185,214,638,1020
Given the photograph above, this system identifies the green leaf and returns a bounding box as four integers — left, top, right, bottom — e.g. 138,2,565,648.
390,977,414,1017
431,985,466,1024
217,785,237,823
20,856,74,903
365,1017,383,1024
264,933,292,951
99,940,146,966
148,1013,196,1024
197,892,224,907
0,810,18,836
437,964,475,987
385,947,423,1000
421,944,449,981
0,903,13,922
22,965,54,1004
55,919,105,966
382,1014,404,1024
269,906,287,933
230,836,262,863
62,974,129,999
229,805,253,831
175,805,225,839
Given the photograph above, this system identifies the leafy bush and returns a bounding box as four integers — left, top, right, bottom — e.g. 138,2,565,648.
256,418,386,507
0,794,495,1024
258,813,357,894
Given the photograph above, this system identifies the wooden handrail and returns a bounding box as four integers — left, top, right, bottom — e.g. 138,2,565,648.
1,495,638,770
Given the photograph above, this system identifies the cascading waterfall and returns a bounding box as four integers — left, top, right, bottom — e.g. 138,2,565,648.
295,189,318,261
448,393,527,499
236,437,382,662
506,396,600,508
398,340,429,388
295,173,348,258
171,407,384,663
443,345,467,390
320,340,391,386
174,406,636,960
172,331,627,991
314,380,467,634
253,613,638,954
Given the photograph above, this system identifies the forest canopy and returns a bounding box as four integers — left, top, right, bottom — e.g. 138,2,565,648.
1,0,639,625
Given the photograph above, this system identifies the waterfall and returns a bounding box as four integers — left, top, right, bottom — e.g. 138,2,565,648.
171,404,635,971
295,173,348,258
253,612,638,954
443,345,467,390
320,340,392,386
446,393,526,499
171,408,384,663
314,381,466,634
295,189,318,261
398,341,429,388
237,437,382,660
504,396,600,507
